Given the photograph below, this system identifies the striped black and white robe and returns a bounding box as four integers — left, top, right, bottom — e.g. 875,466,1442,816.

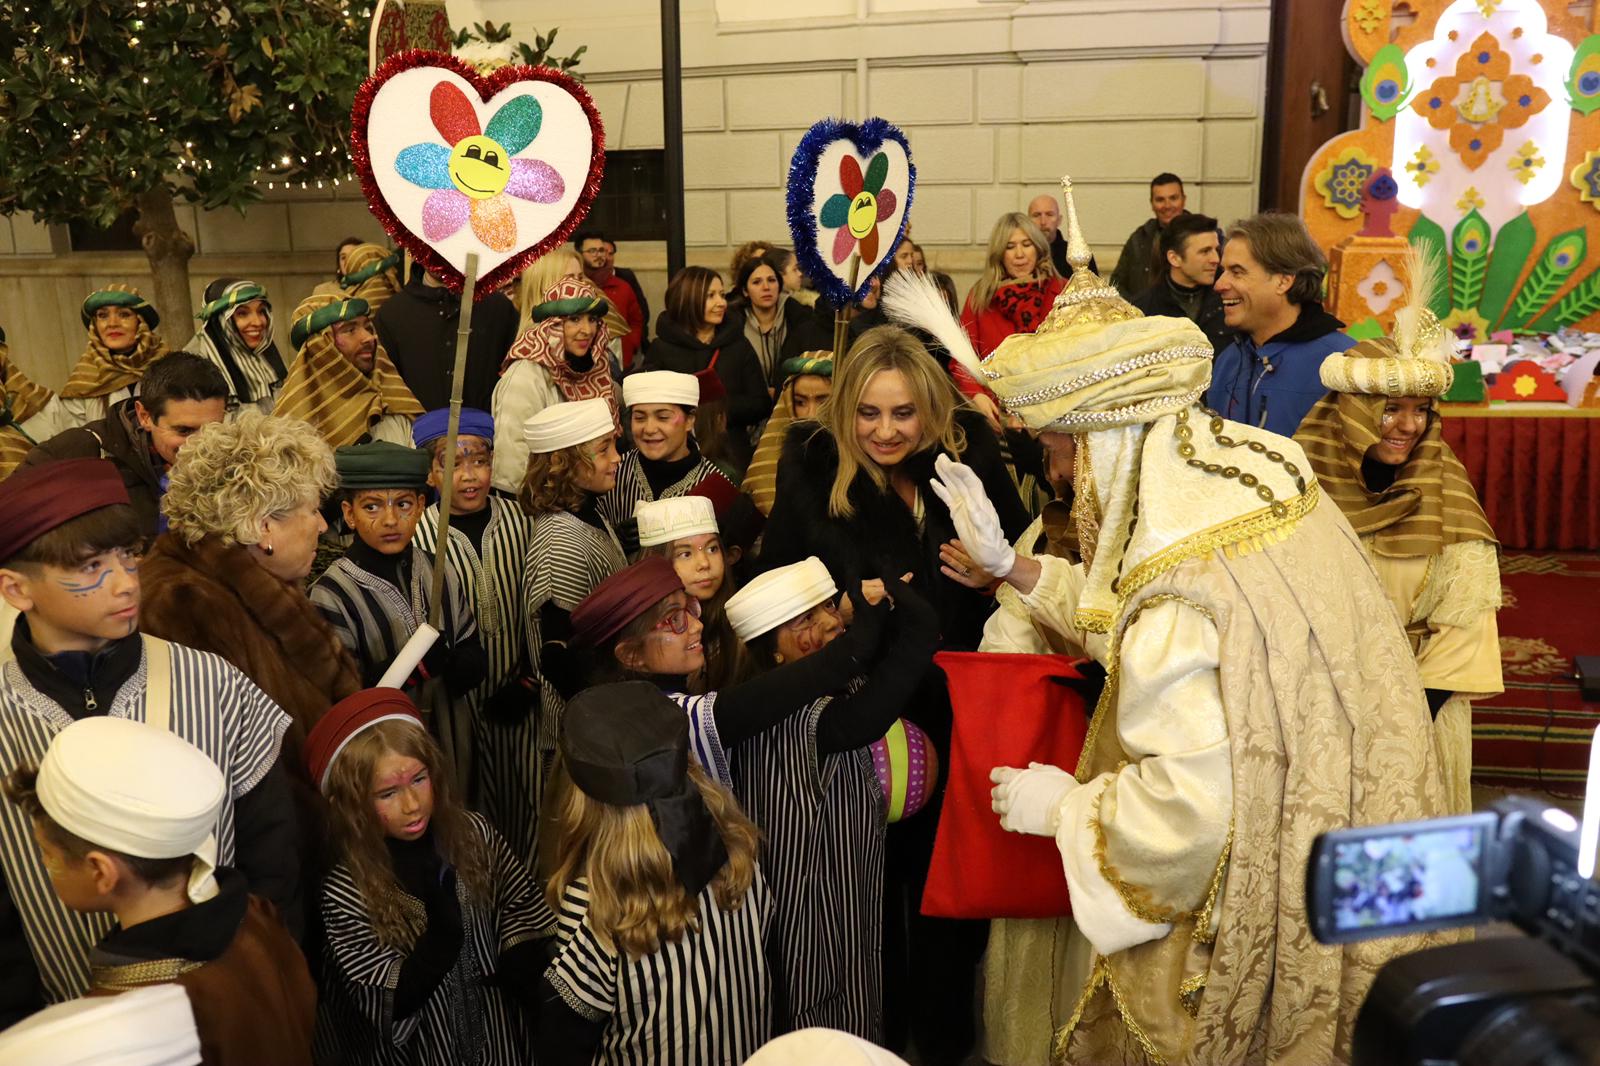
545,874,773,1066
596,451,725,550
317,812,555,1066
414,496,531,829
0,637,289,1003
519,507,626,864
728,696,887,1040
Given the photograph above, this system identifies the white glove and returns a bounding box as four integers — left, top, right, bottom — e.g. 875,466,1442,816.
930,454,1016,579
990,762,1075,837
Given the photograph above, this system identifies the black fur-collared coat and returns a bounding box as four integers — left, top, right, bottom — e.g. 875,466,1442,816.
760,409,1030,657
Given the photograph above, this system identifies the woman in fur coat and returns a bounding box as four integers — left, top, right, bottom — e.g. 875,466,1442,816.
759,326,1029,1066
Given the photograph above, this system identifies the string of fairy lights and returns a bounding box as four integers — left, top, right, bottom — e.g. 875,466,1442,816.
18,0,369,194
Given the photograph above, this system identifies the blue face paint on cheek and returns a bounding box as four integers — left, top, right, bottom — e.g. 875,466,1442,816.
56,570,113,596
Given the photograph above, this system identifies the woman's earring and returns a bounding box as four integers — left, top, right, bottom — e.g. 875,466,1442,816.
261,543,274,557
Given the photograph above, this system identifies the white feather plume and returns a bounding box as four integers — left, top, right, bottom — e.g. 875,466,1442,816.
881,270,985,381
1393,242,1452,364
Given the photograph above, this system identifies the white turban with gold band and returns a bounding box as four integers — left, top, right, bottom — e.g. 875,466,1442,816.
884,176,1214,630
1318,313,1455,398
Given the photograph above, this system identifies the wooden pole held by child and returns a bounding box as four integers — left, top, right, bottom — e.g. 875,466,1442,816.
428,252,478,632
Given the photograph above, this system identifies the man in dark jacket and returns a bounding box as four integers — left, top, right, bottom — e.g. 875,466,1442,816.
1109,172,1187,299
1132,212,1232,353
1206,211,1356,436
23,353,228,536
374,264,519,411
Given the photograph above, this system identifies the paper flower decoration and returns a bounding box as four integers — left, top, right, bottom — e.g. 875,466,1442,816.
1314,147,1377,219
818,154,898,266
1566,34,1600,115
1412,31,1550,169
786,117,915,307
351,51,606,299
394,82,564,252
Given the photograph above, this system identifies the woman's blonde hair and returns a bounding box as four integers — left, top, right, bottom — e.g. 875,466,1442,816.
516,250,583,327
544,760,759,958
324,720,492,949
162,413,336,546
518,438,604,516
821,326,966,519
967,212,1057,314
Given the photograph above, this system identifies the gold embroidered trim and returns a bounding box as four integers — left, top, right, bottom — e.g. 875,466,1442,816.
1178,971,1207,1019
1073,655,1118,783
91,957,205,990
1117,482,1320,608
1193,822,1233,946
1092,778,1186,924
1053,956,1168,1066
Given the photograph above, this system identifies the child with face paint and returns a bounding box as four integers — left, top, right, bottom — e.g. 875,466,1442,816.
0,458,303,1003
307,690,556,1066
568,557,936,1041
3,717,316,1064
720,559,938,1041
540,681,772,1066
310,442,487,711
411,408,540,852
491,278,619,495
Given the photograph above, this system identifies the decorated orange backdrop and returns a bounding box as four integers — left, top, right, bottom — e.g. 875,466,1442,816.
1306,1,1600,337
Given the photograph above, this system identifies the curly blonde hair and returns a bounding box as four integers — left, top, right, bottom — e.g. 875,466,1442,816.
162,413,336,547
544,760,759,958
519,440,599,516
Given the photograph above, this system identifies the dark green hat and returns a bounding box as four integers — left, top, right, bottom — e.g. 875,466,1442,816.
334,441,431,490
81,287,160,331
779,354,834,380
291,297,370,350
339,249,403,290
532,293,607,322
196,281,269,322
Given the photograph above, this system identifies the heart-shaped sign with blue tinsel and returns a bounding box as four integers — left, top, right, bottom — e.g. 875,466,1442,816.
786,118,916,307
351,50,606,299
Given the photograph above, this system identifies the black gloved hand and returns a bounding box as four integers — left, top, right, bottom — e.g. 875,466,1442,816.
418,640,454,683
839,581,892,665
615,517,640,557
484,677,538,726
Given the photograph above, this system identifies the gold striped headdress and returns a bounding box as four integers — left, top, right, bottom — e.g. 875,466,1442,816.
276,293,422,448
1295,247,1492,556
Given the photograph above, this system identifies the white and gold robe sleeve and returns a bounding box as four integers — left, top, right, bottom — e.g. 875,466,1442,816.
1034,587,1232,958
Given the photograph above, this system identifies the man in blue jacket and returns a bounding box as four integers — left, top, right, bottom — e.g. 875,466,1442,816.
1206,212,1354,436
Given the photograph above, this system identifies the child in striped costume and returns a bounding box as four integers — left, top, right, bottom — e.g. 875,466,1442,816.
309,690,555,1066
411,408,535,836
540,682,772,1066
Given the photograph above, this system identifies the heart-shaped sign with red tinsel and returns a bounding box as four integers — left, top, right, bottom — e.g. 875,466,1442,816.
352,50,605,299
786,117,915,308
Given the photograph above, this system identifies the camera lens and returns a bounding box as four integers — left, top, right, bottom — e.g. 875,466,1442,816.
1460,995,1600,1066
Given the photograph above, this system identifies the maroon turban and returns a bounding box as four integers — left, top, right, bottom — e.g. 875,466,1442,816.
695,366,726,406
304,688,424,791
571,556,684,648
0,459,130,565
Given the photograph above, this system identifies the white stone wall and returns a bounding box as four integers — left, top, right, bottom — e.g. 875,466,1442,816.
1,0,1269,386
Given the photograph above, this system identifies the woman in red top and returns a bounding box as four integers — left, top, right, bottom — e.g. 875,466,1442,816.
955,213,1062,428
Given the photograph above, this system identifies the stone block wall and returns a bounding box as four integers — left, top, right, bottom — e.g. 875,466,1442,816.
1,0,1270,388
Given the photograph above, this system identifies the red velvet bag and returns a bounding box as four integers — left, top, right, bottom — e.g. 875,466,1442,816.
921,652,1090,919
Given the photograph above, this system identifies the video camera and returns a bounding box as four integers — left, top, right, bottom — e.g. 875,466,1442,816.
1307,795,1600,1065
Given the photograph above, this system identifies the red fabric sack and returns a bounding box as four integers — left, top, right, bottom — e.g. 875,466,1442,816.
921,651,1090,919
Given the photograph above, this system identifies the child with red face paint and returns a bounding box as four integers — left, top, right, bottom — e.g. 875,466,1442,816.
308,689,556,1066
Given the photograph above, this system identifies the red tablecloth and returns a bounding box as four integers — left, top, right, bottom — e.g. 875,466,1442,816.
1440,403,1600,550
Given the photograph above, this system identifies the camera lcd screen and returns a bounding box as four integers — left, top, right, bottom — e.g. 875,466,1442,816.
1330,825,1485,933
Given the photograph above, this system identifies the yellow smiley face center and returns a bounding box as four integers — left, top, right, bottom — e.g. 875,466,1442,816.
848,191,878,239
448,135,510,199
